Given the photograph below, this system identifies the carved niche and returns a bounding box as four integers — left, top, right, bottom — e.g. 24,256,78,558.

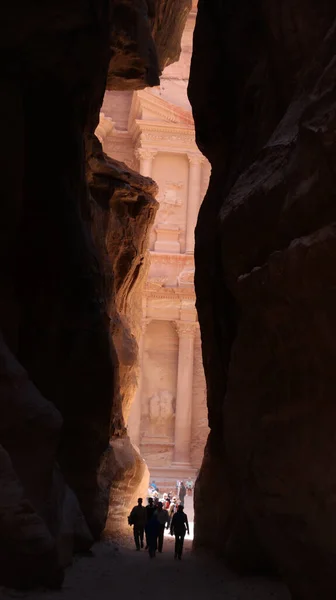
158,181,183,223
148,390,175,438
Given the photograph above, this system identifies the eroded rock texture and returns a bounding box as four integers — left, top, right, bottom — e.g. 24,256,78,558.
0,0,189,588
189,2,336,599
87,145,158,536
107,0,192,89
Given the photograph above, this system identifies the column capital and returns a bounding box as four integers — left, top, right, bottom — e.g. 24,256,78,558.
136,147,157,161
187,153,205,165
174,320,199,338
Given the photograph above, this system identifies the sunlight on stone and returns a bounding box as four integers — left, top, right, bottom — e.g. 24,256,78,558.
99,1,209,496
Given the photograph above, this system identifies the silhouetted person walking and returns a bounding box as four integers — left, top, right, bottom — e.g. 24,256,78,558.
155,501,169,553
145,513,160,558
170,504,189,560
179,481,186,505
128,498,146,550
145,497,155,549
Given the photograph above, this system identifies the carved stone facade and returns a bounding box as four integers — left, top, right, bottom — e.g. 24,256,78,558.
98,1,209,486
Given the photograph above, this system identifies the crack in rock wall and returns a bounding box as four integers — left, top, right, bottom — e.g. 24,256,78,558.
0,0,191,588
189,2,336,599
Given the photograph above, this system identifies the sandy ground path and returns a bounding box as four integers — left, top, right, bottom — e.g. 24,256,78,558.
0,539,290,600
0,498,290,600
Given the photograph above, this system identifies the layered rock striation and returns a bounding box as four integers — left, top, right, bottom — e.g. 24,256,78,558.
189,2,336,599
0,0,190,588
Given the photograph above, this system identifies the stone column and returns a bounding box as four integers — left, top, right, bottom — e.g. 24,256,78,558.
128,319,149,448
136,148,157,178
173,321,197,465
186,154,204,254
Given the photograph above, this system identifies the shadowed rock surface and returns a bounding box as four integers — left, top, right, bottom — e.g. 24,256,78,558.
0,0,190,588
189,2,336,599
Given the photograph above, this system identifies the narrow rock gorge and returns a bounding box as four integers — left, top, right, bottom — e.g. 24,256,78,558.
3,1,336,597
0,0,190,588
189,2,336,599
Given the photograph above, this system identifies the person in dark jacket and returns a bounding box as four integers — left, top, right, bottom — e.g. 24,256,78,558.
128,498,146,550
145,513,160,558
145,497,155,519
155,501,169,553
170,504,189,560
145,497,156,549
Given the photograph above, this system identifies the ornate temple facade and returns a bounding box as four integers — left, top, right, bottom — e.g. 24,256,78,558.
98,2,209,487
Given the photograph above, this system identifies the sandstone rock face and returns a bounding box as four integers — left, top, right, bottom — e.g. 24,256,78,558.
103,436,150,539
151,0,192,71
0,0,189,588
0,338,63,589
189,2,336,598
107,0,192,90
88,145,158,535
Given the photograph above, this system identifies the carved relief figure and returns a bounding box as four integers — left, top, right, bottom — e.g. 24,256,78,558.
158,181,183,223
149,393,161,421
159,390,174,420
149,390,175,437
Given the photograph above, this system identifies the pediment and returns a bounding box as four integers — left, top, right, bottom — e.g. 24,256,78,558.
128,89,194,130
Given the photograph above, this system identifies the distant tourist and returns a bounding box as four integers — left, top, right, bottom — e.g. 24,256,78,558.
161,493,170,509
128,498,146,551
155,501,169,553
186,478,193,495
170,504,190,560
150,480,158,491
179,481,186,504
167,496,177,529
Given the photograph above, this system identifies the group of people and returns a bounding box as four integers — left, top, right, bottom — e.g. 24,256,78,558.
128,485,190,560
148,480,191,505
177,479,194,497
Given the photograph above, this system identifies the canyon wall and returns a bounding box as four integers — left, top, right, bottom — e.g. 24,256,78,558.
189,2,336,599
0,0,190,588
